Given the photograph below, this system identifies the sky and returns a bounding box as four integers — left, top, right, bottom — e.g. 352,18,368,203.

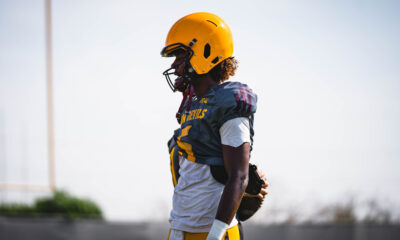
0,0,400,222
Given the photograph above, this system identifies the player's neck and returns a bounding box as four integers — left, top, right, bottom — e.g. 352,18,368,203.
192,75,220,98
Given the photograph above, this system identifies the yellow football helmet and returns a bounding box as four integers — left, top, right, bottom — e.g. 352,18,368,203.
162,12,234,122
161,12,234,76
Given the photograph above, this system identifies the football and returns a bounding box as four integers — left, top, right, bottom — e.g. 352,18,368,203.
236,196,264,221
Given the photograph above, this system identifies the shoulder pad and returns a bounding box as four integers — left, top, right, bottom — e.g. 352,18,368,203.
214,81,257,127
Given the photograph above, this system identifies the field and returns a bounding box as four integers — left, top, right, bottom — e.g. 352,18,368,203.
1,217,400,240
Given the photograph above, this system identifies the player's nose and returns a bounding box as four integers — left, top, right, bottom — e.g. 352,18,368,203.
171,57,180,69
172,63,183,75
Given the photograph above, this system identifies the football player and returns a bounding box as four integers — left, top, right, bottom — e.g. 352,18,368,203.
161,12,268,240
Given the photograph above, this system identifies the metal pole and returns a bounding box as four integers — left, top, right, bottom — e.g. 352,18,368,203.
0,1,55,194
45,0,55,191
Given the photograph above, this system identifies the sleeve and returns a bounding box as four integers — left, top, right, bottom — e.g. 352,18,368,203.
219,117,250,147
216,83,257,128
167,128,181,153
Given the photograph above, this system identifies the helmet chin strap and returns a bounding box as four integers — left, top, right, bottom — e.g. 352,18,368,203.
176,83,194,124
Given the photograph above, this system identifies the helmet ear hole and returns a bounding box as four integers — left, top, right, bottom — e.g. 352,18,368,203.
211,57,219,64
204,43,211,59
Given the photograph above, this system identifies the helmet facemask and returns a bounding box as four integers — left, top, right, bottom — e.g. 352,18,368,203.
161,42,196,93
161,40,199,123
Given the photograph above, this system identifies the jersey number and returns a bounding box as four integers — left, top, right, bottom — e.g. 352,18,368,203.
176,125,196,162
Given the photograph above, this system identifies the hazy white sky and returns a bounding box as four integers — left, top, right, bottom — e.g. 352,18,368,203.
1,0,399,222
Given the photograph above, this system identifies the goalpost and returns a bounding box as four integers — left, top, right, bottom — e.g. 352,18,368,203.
0,0,55,196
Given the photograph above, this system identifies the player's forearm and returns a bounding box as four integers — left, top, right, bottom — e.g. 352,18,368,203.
208,175,247,240
215,172,248,224
217,143,250,224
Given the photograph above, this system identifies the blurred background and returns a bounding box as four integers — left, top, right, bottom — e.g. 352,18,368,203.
1,0,400,239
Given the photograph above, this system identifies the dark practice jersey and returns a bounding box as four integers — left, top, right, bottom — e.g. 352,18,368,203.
170,81,257,166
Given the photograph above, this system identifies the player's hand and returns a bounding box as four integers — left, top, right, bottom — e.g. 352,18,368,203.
244,166,268,199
